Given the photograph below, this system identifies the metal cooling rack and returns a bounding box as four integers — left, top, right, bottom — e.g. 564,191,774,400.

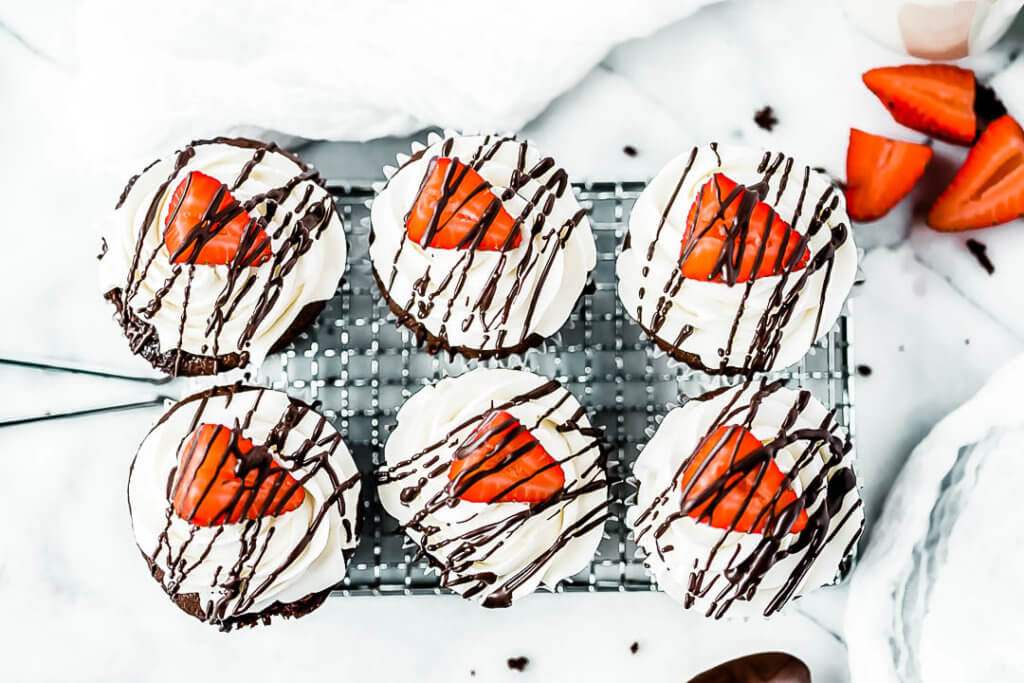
257,181,856,598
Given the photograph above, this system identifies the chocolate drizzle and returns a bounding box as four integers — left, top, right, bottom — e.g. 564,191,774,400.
130,385,360,630
629,146,851,375
632,380,862,618
377,375,609,607
106,137,342,377
372,134,589,357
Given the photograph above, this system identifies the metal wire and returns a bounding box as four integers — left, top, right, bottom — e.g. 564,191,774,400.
257,181,855,598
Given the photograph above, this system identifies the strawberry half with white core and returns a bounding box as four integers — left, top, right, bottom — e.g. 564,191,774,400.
405,157,520,251
681,174,810,284
448,410,564,504
929,115,1024,231
845,129,933,222
171,423,305,526
681,425,808,535
863,64,977,145
163,171,272,266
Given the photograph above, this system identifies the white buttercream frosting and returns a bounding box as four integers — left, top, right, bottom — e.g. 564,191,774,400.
628,382,863,618
128,387,361,625
369,133,596,354
99,138,346,370
616,144,857,372
377,367,608,606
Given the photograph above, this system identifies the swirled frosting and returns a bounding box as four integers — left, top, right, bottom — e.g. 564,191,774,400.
377,368,608,606
128,386,361,628
616,144,857,373
369,133,596,356
99,137,346,374
628,381,863,618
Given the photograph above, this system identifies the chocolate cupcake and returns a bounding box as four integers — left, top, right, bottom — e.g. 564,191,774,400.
628,380,863,618
377,368,608,606
99,137,346,377
616,144,857,374
369,132,596,359
128,385,361,630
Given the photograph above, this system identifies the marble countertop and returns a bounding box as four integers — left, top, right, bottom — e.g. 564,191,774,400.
2,1,1023,681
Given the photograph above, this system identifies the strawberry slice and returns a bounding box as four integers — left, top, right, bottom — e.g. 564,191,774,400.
163,171,272,266
845,129,933,222
406,157,520,251
862,64,976,145
681,173,809,283
681,425,807,535
171,423,305,526
448,410,564,504
928,115,1024,231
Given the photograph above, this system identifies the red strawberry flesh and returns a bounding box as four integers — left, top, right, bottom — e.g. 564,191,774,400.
681,174,809,283
406,157,520,251
845,129,933,222
164,171,272,266
862,64,976,145
448,410,564,504
928,115,1024,231
681,425,808,534
171,423,305,526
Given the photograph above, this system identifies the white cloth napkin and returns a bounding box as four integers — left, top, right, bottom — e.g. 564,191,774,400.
62,0,718,169
846,352,1024,683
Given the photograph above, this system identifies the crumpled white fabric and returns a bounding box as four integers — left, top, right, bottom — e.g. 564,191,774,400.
59,0,717,167
846,352,1024,683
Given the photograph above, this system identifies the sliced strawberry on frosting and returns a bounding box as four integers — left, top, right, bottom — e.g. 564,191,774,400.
845,129,933,222
681,173,809,283
164,171,272,266
406,157,520,251
928,115,1024,231
171,423,305,526
681,425,808,535
448,410,564,504
862,64,976,145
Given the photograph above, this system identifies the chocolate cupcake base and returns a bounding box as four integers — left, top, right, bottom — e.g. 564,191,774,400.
143,551,346,631
369,264,547,361
637,319,765,377
104,288,329,377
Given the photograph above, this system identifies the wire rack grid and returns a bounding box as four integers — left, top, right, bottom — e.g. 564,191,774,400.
256,181,856,598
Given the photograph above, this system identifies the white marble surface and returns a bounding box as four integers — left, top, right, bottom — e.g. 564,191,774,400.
2,1,1024,681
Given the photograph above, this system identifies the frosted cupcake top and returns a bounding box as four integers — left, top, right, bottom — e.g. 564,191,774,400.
628,380,863,618
369,133,596,356
617,143,857,373
99,137,346,375
377,368,608,606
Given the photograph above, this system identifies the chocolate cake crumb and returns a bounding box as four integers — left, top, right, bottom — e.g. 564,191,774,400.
754,106,778,131
965,238,995,275
974,83,1007,133
623,145,638,157
898,345,905,352
507,657,529,672
630,642,639,654
97,237,108,260
856,364,872,377
470,671,476,677
965,338,971,346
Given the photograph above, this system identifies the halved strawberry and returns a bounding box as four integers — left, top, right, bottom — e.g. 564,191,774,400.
448,410,564,504
406,157,520,251
163,171,272,266
928,115,1024,231
171,423,305,526
862,64,976,145
681,174,809,283
845,129,933,222
681,425,808,535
